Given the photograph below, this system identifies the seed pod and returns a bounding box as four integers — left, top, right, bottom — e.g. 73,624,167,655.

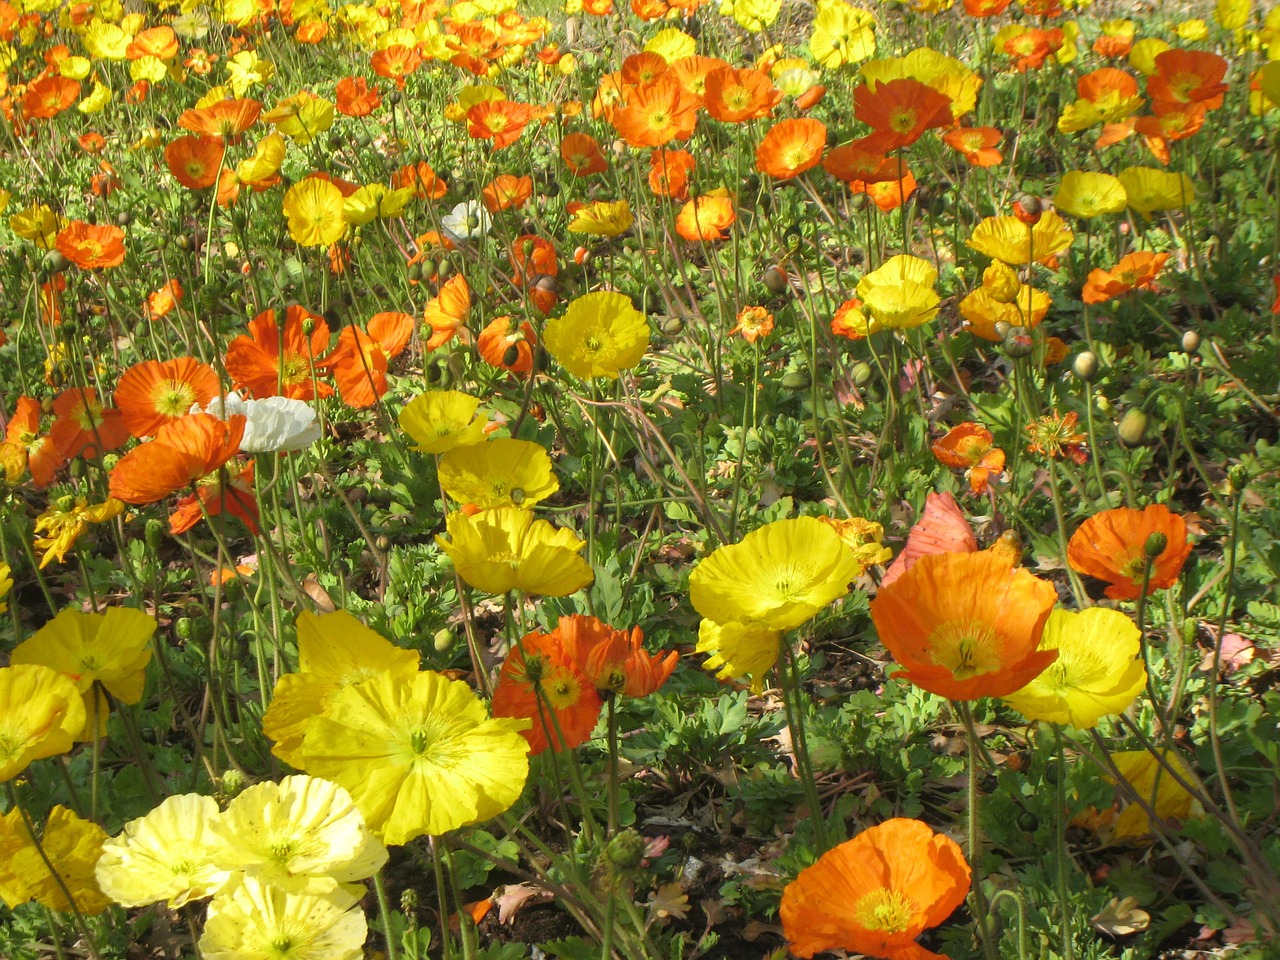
781,369,811,392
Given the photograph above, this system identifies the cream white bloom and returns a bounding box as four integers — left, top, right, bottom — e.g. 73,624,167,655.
440,201,491,242
196,392,321,453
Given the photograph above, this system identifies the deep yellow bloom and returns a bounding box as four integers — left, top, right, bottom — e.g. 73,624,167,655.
0,664,85,781
0,562,11,614
544,291,649,380
398,390,489,454
342,184,414,225
201,876,367,960
567,199,633,237
0,805,111,914
283,178,346,247
436,507,594,596
809,0,876,69
856,255,940,331
967,210,1074,265
437,437,559,510
1117,166,1195,217
1054,171,1128,219
33,496,125,568
695,619,783,693
1108,750,1204,839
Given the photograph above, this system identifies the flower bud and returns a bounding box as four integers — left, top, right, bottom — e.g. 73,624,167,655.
659,317,685,336
433,628,454,652
145,518,166,554
781,369,811,392
1181,329,1201,353
1072,350,1098,381
1144,532,1168,558
1117,409,1148,447
763,265,789,294
1227,464,1248,492
1002,325,1034,358
851,361,872,386
604,828,646,870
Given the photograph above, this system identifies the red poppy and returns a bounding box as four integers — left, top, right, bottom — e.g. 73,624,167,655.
509,235,558,285
822,143,898,184
1067,504,1191,601
48,387,130,459
126,25,179,60
756,118,827,179
336,76,381,117
964,0,1011,13
1003,28,1065,72
1148,50,1228,115
108,413,246,505
55,222,126,269
667,55,728,104
854,78,952,152
224,305,334,400
115,356,221,438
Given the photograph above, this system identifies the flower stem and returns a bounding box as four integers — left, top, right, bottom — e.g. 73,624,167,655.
956,701,999,960
374,868,401,960
779,639,829,855
1052,723,1075,960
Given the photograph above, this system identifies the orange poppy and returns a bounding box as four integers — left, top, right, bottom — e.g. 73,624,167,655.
169,459,259,535
491,630,603,756
1003,28,1065,72
21,76,79,120
1026,411,1088,464
648,149,695,200
727,305,774,343
126,25,179,60
422,274,471,350
612,76,698,148
880,492,980,588
91,160,122,199
478,316,536,375
55,222,125,269
1081,251,1169,304
144,280,184,321
941,126,1003,167
667,56,728,104
1148,50,1228,115
795,84,827,112
560,132,609,176
870,550,1058,700
781,818,970,960
48,387,129,460
1067,504,1191,601
467,99,531,149
856,170,918,212
704,66,781,123
932,422,1005,494
964,0,1011,13
676,195,735,242
330,311,414,409
822,143,897,185
178,98,262,141
224,305,334,400
371,44,422,88
115,357,221,438
830,297,868,341
509,235,558,285
1093,34,1133,58
620,52,668,86
78,131,106,153
335,76,380,117
551,614,678,698
1133,104,1205,144
1077,67,1139,103
3,395,67,488
393,161,448,199
756,118,827,179
854,78,953,152
165,135,226,190
108,413,246,505
482,173,533,212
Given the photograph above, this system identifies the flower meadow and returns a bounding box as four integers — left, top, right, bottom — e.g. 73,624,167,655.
3,0,1280,956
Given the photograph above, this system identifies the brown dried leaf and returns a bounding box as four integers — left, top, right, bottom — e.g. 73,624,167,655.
1091,896,1150,937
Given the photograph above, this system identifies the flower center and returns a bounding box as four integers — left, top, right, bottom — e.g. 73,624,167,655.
927,618,1003,680
853,887,916,933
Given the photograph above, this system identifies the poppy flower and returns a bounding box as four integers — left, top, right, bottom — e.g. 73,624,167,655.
178,98,262,141
437,437,559,510
224,305,334,400
144,280,185,321
932,422,1005,494
1067,504,1191,601
703,65,781,123
56,221,126,269
568,199,634,237
1082,251,1169,304
1116,166,1195,216
115,357,220,438
0,805,111,915
1001,27,1065,72
282,177,346,247
108,413,246,505
857,255,940,331
398,390,489,455
165,135,226,190
781,818,970,960
393,161,448,199
328,312,412,409
168,459,259,536
126,25,179,61
2,396,66,488
1054,171,1128,219
335,76,381,117
199,876,367,959
755,118,827,179
482,174,533,212
621,51,669,85
509,235,559,287
668,55,728,103
880,492,980,588
676,195,736,242
467,99,532,149
32,496,124,569
371,44,422,87
491,630,603,755
967,211,1073,266
823,143,897,184
612,76,698,148
695,619,784,693
808,0,876,69
941,126,1003,167
648,149,696,200
1107,749,1204,839
560,132,609,176
1147,50,1228,114
853,77,953,152
1003,608,1146,729
422,274,471,351
544,291,649,380
0,664,85,782
553,614,678,699
436,507,594,597
478,316,536,374
1026,411,1088,464
48,387,130,460
22,76,81,120
727,305,774,343
870,551,1058,700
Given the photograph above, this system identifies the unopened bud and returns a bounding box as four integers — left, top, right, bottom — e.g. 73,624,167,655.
145,518,165,553
1072,350,1098,381
1144,532,1168,558
1227,464,1248,492
1181,329,1201,353
659,317,685,336
1117,409,1149,447
604,828,646,870
433,628,454,652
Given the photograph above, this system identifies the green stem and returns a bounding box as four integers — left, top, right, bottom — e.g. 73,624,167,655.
956,701,1000,960
374,869,401,960
1052,724,1075,960
779,639,829,854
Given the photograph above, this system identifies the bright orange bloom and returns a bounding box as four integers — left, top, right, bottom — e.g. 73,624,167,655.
22,76,79,120
1093,34,1132,58
856,170,918,212
676,195,735,242
756,118,827,179
822,143,897,185
336,76,381,117
1134,104,1205,144
1078,68,1139,103
55,222,125,269
3,397,66,488
224,305,334,400
781,818,971,960
1067,504,1191,601
371,44,422,88
178,98,262,141
478,316,536,375
552,614,677,699
668,56,728,104
78,132,106,153
612,76,698,148
330,311,413,409
491,630,603,756
854,78,953,152
1148,50,1228,115
115,357,222,438
648,149,695,200
965,0,1010,13
48,388,129,460
482,173,533,212
560,132,609,176
942,126,1003,167
144,280,184,321
165,135,226,190
509,235,558,285
704,66,781,123
932,422,1005,494
727,305,773,343
1003,28,1065,72
620,51,668,86
871,551,1058,700
422,275,471,350
126,25,178,60
169,459,259,535
108,413,246,505
394,161,448,199
1082,251,1169,304
467,100,532,149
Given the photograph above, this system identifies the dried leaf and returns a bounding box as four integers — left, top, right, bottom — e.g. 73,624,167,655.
1091,896,1150,937
494,882,546,924
301,575,336,613
647,882,690,922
